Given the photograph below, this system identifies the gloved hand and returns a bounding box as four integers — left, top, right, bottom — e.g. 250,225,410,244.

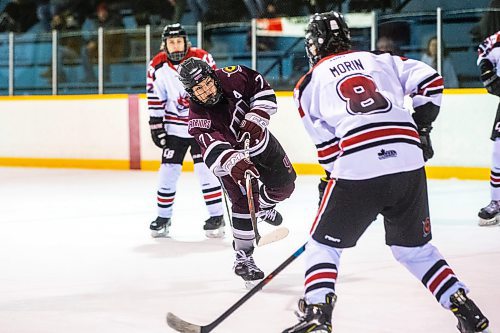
485,75,500,96
149,116,167,148
418,126,434,162
221,151,260,185
239,111,270,147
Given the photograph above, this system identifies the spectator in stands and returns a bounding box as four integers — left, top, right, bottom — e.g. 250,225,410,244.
186,0,208,23
81,1,125,82
133,0,174,27
471,0,500,43
376,35,404,56
40,7,82,82
168,0,186,24
0,0,38,32
421,36,459,88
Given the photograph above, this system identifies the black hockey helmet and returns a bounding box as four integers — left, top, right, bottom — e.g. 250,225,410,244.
178,57,223,106
162,23,191,61
305,11,351,66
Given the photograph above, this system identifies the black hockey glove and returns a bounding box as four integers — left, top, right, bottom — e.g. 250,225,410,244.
480,59,500,97
418,126,434,162
149,116,167,148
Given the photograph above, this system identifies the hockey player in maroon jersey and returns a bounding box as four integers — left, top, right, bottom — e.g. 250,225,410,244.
477,30,500,226
147,23,225,238
178,58,296,282
283,12,490,333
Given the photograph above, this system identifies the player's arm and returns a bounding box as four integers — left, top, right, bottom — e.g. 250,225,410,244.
239,66,278,145
477,36,500,96
188,109,258,184
146,61,168,148
394,56,443,161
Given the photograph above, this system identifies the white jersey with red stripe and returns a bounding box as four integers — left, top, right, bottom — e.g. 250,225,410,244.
477,31,500,69
294,50,443,180
146,48,216,138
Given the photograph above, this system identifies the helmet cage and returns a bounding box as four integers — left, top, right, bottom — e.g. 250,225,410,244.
305,11,351,66
162,23,191,62
178,58,223,106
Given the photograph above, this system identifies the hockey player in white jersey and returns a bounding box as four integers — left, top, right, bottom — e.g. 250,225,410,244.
477,30,500,226
147,23,225,238
283,12,490,333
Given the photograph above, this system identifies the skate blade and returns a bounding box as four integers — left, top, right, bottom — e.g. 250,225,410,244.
244,280,261,290
151,229,169,238
478,216,500,226
205,228,225,238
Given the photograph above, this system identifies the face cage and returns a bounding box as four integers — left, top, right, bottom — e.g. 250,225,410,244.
164,36,188,62
186,76,223,106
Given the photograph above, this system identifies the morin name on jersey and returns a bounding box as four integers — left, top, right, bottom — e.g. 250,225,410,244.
329,59,364,77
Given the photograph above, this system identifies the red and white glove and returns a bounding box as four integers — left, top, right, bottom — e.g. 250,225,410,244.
221,151,259,185
239,110,270,146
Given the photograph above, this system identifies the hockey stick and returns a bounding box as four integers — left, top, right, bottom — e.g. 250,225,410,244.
166,243,307,333
243,137,289,247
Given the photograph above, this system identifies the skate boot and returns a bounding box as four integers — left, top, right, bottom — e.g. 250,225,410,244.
150,216,171,238
450,288,489,333
203,215,225,238
282,293,336,333
478,200,500,226
258,207,283,226
233,248,264,282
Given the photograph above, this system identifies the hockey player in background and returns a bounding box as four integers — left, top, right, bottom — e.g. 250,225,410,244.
147,23,225,238
178,58,296,282
477,30,500,226
283,11,490,333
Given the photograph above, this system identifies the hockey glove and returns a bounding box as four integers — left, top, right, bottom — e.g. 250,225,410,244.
480,59,500,96
149,116,167,148
239,110,270,147
221,151,260,185
418,126,434,162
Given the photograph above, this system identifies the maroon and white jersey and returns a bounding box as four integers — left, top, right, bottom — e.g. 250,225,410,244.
477,31,500,69
294,51,443,180
147,48,216,138
187,65,277,176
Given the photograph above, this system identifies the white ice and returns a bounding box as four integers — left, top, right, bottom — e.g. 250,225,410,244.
0,167,498,333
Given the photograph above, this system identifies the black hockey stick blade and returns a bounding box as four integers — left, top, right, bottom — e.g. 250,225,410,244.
166,243,307,333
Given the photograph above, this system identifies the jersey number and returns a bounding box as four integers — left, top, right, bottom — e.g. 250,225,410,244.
337,74,391,115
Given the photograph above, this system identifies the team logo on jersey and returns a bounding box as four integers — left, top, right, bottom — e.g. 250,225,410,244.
422,217,431,237
221,65,241,76
377,149,397,160
177,94,190,109
188,118,211,131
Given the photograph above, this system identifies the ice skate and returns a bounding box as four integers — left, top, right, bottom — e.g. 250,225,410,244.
203,215,225,238
150,216,171,238
258,207,283,226
282,293,336,333
478,200,500,226
450,288,489,333
233,248,264,282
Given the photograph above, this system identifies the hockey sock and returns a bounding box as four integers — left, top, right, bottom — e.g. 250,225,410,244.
391,243,468,309
304,239,342,305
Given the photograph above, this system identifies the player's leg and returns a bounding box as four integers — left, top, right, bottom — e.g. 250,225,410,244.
189,139,225,237
283,178,381,333
384,168,490,332
252,133,296,226
221,175,264,282
478,123,500,225
150,136,189,237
